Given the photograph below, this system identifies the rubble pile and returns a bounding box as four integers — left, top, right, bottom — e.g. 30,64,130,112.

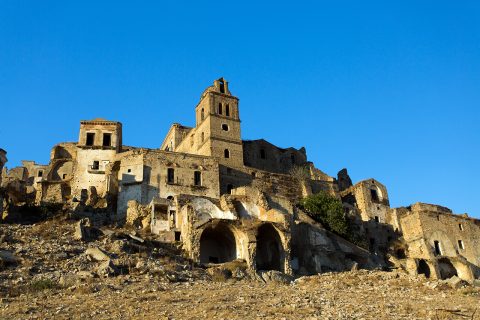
1,216,479,319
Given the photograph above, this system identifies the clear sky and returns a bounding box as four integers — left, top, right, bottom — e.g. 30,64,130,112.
0,1,479,217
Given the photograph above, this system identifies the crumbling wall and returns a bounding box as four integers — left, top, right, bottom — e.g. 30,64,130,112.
397,203,480,281
114,149,220,221
243,139,307,174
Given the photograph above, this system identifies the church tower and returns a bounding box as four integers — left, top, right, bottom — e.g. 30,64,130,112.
194,78,243,168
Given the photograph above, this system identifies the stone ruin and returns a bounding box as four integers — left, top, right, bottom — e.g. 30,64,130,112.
1,78,479,281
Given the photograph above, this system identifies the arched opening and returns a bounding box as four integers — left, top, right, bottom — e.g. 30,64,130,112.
438,258,458,279
201,108,205,121
256,224,283,272
224,149,230,158
218,103,223,115
200,224,236,264
222,124,229,131
225,104,230,116
417,259,431,278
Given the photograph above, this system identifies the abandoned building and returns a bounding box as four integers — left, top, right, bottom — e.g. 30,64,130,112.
1,78,479,281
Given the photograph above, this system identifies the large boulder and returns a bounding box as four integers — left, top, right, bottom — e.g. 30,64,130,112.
259,270,294,284
85,247,110,262
96,259,118,277
126,200,150,229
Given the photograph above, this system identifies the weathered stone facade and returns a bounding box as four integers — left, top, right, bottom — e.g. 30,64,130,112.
1,78,479,280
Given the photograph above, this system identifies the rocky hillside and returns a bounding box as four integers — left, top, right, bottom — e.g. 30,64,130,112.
1,215,479,320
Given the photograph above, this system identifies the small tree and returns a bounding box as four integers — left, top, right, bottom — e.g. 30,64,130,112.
300,191,348,237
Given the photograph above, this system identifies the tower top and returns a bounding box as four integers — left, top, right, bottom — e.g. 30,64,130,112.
200,77,233,99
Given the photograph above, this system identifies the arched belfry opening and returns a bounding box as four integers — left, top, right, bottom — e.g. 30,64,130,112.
417,259,431,278
256,223,284,272
200,224,237,264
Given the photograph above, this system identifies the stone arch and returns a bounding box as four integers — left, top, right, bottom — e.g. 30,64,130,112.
417,259,431,278
50,160,73,181
53,146,72,159
438,258,458,279
256,223,285,272
199,222,248,264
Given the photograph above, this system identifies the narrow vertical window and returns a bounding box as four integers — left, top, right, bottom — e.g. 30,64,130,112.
458,240,464,250
86,133,95,146
224,149,230,158
103,133,111,147
218,103,223,115
167,168,175,184
459,223,463,231
201,132,204,142
225,104,230,116
194,171,202,186
434,240,442,255
201,108,205,120
37,170,43,177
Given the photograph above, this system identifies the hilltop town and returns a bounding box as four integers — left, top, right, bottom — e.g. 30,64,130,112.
1,78,479,319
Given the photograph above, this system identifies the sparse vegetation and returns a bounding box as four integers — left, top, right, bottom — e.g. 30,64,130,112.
300,191,349,237
29,279,58,291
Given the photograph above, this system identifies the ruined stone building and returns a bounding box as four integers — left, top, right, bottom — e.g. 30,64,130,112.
1,78,479,281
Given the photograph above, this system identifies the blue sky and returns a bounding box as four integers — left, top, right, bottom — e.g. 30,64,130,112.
0,1,479,217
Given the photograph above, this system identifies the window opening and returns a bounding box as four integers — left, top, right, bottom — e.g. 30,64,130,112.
194,171,202,186
434,240,442,255
86,133,95,146
102,133,111,147
167,168,175,184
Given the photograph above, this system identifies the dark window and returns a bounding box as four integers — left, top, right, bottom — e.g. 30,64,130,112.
458,240,464,250
167,168,175,184
127,168,131,173
260,149,266,159
201,132,204,142
222,124,229,131
102,133,111,147
374,216,379,223
86,133,95,146
92,161,99,170
175,232,181,241
201,108,205,120
62,174,67,179
194,171,202,186
370,189,379,202
37,170,43,177
224,149,230,158
459,223,463,231
227,184,233,194
218,103,222,115
225,104,230,116
434,240,442,255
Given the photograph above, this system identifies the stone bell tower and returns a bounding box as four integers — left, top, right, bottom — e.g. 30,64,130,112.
194,78,243,168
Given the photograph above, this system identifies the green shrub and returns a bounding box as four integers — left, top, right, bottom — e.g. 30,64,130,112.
30,279,58,291
300,191,348,237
